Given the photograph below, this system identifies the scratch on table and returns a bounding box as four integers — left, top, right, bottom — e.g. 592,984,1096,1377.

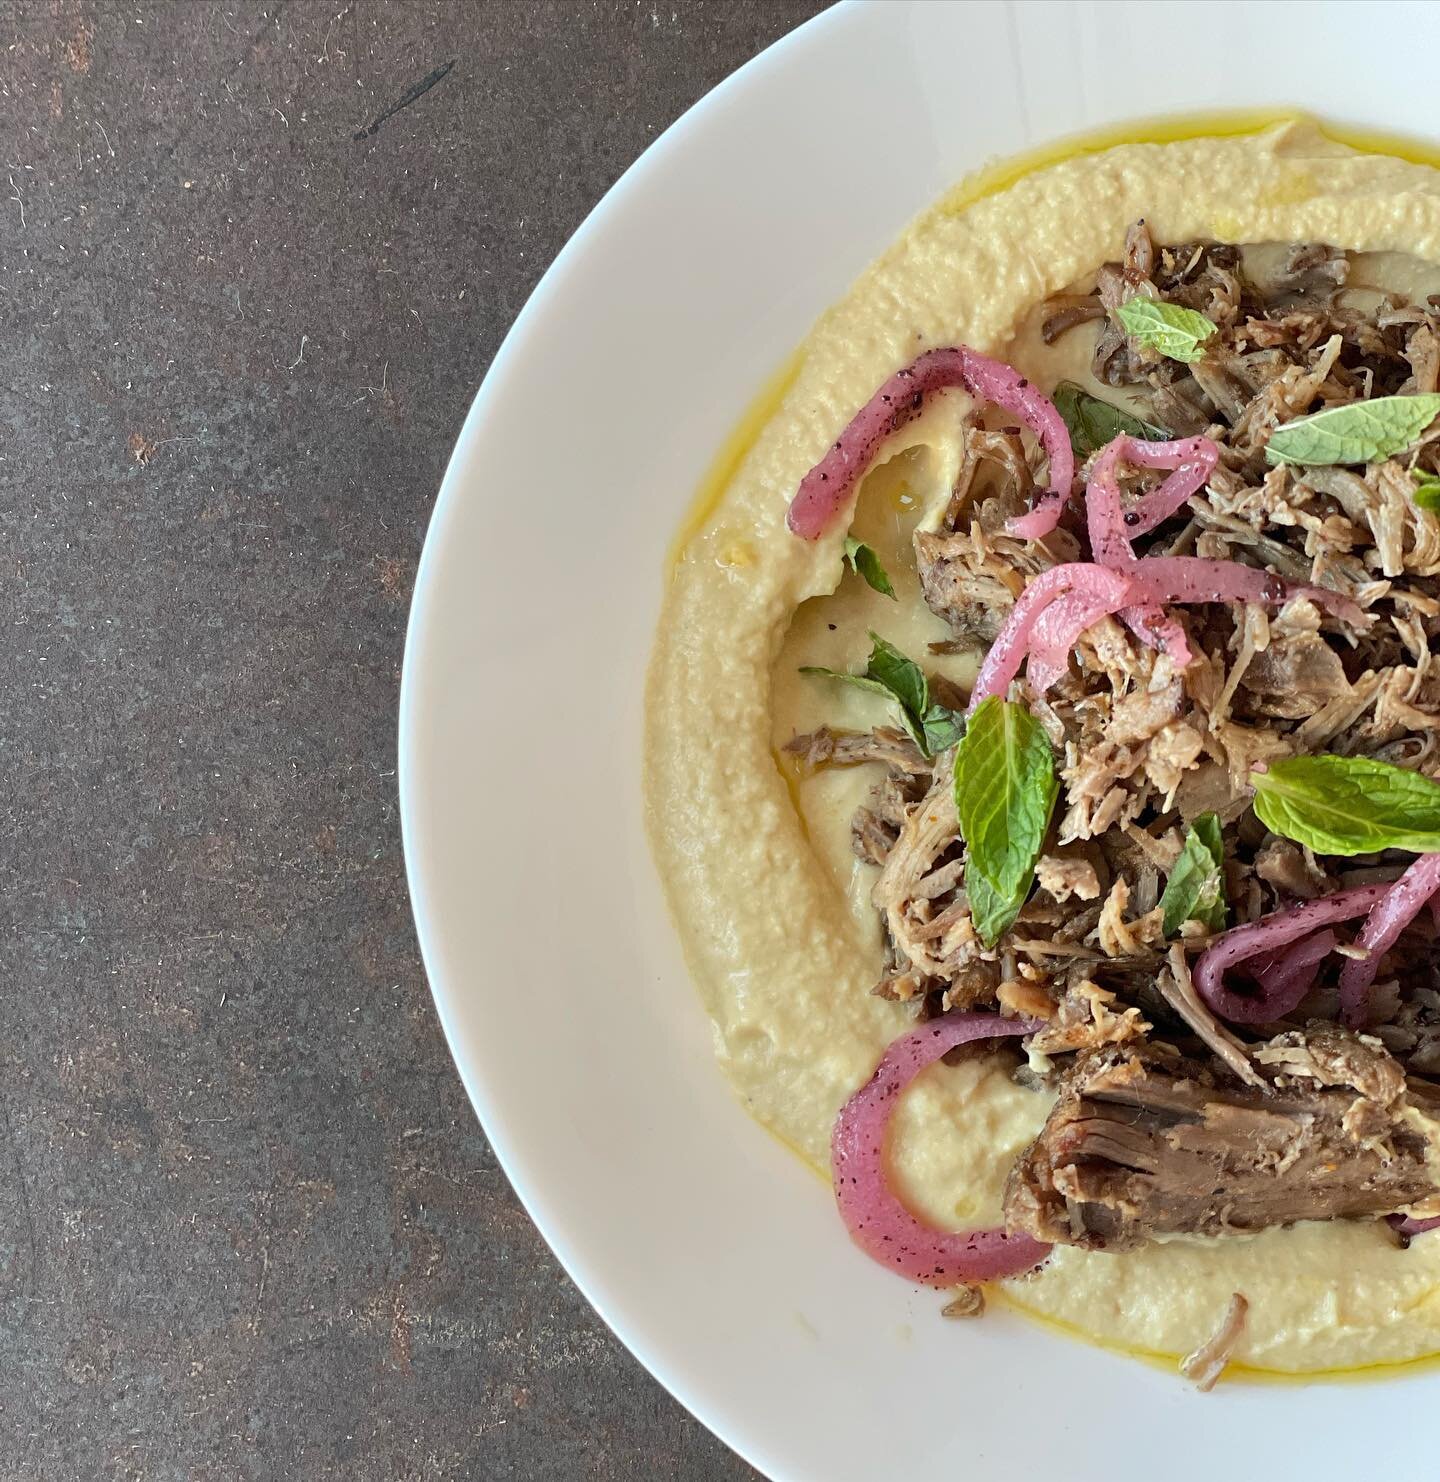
352,59,455,141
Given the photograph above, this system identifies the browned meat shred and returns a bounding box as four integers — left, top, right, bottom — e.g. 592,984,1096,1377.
783,726,931,868
1180,1293,1248,1391
1004,1027,1437,1251
1040,293,1104,344
784,724,928,776
941,1285,986,1319
1153,943,1262,1088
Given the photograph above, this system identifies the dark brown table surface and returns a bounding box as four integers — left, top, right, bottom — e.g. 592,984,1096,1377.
1,2,827,1476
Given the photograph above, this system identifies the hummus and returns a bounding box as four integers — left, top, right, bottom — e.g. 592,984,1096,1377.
644,121,1440,1372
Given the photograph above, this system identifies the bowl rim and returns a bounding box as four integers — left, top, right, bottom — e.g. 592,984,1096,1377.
398,7,854,1476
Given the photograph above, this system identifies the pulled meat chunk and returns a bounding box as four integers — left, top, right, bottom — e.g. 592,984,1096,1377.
1239,634,1352,719
913,527,1035,644
1026,979,1149,1058
1004,1028,1439,1251
784,725,927,776
1036,852,1102,904
1180,1293,1249,1392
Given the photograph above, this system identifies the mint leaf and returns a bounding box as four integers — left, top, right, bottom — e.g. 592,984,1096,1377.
1412,471,1440,513
865,633,929,723
799,667,902,703
921,703,965,755
1265,394,1440,467
953,696,1058,947
843,536,896,599
1252,754,1440,855
954,698,1058,898
802,633,962,760
965,864,1024,947
1052,381,1169,458
1114,299,1217,364
1160,812,1227,935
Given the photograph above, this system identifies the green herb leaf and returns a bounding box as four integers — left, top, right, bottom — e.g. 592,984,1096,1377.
965,865,1024,948
802,633,962,760
920,704,965,755
1052,381,1170,458
843,536,896,599
953,696,1058,947
798,667,900,702
1159,813,1227,936
1412,471,1440,513
1252,754,1440,856
865,634,929,723
1264,394,1440,467
1114,298,1217,364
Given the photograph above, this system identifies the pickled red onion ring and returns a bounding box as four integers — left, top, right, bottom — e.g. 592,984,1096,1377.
1390,1213,1440,1239
1082,435,1359,656
1122,439,1222,537
969,552,1358,716
1086,435,1219,568
1027,588,1132,694
1085,434,1219,665
1248,929,1339,1022
1119,604,1193,667
1193,884,1391,1024
831,1010,1050,1286
785,348,1074,541
1122,555,1363,624
1338,853,1440,1028
966,565,1132,711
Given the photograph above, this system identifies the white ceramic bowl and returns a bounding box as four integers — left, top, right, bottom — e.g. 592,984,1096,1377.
400,3,1440,1476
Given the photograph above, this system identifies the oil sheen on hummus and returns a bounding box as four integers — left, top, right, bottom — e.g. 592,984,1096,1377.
644,122,1440,1373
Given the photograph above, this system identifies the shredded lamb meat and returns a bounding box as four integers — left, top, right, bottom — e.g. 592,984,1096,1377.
788,222,1440,1263
1005,1027,1438,1251
1180,1293,1249,1391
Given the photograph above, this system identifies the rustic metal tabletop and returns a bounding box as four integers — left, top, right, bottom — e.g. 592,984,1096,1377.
1,2,825,1476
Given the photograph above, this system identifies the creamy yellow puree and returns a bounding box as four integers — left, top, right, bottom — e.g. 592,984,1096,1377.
645,120,1440,1373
